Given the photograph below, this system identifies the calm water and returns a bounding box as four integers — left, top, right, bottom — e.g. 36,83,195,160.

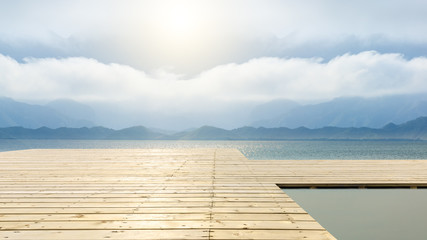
1,139,427,239
284,189,427,240
1,139,427,159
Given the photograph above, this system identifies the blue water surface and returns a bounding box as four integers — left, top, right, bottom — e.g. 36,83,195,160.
1,139,427,159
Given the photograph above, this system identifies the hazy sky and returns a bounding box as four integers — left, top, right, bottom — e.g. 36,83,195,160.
1,0,427,128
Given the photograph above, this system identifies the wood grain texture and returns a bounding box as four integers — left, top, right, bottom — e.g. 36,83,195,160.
2,148,427,239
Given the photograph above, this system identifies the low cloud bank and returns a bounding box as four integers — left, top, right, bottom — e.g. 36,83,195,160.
1,51,426,109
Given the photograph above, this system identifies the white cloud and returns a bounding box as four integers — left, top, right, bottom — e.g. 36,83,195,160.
1,1,427,74
1,51,427,111
194,51,427,102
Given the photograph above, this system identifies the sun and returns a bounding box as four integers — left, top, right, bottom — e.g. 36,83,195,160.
129,0,225,71
153,1,202,41
165,5,196,36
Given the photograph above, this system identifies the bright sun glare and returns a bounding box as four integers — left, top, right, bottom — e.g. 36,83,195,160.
154,1,202,41
166,6,195,35
138,0,223,66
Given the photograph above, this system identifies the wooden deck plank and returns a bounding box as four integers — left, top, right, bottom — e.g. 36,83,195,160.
0,213,314,222
0,220,323,230
2,148,427,239
0,214,210,221
0,207,307,214
0,230,209,239
210,230,336,240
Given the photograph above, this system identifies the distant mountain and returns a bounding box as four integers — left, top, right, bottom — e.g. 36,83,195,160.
0,126,114,139
46,99,96,124
379,116,427,140
1,116,426,140
250,99,300,124
169,117,427,140
252,95,427,128
3,94,427,131
106,126,165,140
0,97,94,128
177,126,239,140
0,126,164,140
230,116,427,140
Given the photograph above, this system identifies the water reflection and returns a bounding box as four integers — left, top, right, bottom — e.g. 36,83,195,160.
283,189,427,240
2,139,427,159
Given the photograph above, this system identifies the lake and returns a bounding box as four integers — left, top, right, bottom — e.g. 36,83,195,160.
2,139,427,159
1,139,427,239
284,188,427,240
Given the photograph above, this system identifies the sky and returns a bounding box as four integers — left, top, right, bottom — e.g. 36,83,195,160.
1,0,427,129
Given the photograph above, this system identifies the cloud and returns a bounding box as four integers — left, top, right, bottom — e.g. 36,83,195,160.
1,51,427,109
1,1,427,74
194,51,427,102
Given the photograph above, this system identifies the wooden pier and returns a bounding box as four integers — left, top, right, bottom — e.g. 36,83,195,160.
1,149,427,239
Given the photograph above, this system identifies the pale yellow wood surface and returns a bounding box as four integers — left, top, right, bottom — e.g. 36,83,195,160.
1,148,427,239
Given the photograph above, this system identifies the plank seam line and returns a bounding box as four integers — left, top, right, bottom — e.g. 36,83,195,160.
208,150,216,240
0,228,328,231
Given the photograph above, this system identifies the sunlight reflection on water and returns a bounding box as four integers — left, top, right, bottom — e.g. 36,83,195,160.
1,139,427,159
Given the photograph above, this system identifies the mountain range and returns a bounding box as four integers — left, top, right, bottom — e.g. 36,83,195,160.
251,94,427,128
1,116,426,140
0,97,94,128
1,94,427,131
